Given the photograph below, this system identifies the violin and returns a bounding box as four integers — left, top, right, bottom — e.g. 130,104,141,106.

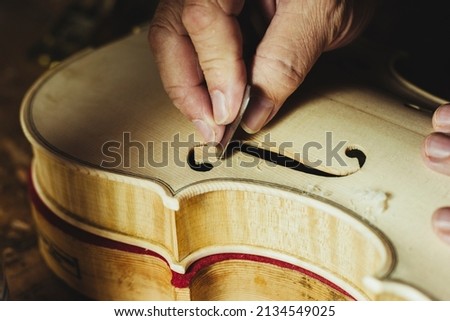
21,28,450,300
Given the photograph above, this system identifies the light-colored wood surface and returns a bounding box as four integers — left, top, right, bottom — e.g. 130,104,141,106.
21,28,450,300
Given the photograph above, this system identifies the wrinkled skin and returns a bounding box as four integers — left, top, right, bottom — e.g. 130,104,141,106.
148,0,375,142
148,0,450,245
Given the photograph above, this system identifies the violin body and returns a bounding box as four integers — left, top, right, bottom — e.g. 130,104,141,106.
21,28,450,300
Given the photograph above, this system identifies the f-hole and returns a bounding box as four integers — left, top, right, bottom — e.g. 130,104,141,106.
345,146,366,168
188,142,366,177
187,147,214,172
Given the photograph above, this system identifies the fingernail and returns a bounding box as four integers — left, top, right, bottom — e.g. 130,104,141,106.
193,119,215,143
211,90,229,125
433,208,450,244
433,209,450,231
241,95,274,134
424,134,450,159
434,104,450,130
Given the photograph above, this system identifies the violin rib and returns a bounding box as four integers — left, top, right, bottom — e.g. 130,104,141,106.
21,28,450,300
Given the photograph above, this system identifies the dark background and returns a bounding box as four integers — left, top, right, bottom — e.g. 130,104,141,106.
0,0,448,300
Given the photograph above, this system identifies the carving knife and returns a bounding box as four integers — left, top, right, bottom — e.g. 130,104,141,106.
217,85,251,159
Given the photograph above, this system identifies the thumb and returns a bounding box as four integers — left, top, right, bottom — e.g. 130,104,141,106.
242,0,372,133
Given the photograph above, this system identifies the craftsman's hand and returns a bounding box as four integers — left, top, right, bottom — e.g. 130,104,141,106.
422,103,450,245
148,0,376,143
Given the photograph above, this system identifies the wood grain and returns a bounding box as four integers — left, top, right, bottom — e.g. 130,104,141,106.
21,27,450,300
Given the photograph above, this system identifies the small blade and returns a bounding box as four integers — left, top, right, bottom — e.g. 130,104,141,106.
218,85,251,159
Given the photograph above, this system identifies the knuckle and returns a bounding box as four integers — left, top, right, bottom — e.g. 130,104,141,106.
200,57,227,76
164,85,199,120
181,2,215,34
148,22,170,50
166,86,188,110
148,1,184,48
199,56,242,88
255,52,306,93
217,0,245,15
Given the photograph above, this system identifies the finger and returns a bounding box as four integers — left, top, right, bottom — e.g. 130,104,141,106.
242,1,329,133
148,0,223,142
182,0,246,125
432,208,450,245
242,0,374,134
326,0,377,51
422,132,450,176
432,103,450,133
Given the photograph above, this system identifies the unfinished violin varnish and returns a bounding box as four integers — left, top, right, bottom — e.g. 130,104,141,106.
21,28,450,300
